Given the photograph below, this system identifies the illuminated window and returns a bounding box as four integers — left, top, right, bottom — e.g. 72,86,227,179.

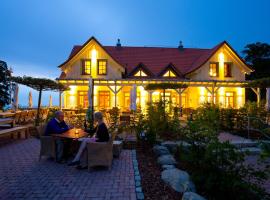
99,91,110,109
225,92,234,108
98,60,107,75
209,63,219,77
163,70,177,77
134,70,148,77
78,91,88,108
124,92,130,109
224,63,232,77
82,60,91,75
207,92,216,104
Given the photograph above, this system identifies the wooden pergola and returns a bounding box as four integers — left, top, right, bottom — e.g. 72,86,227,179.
57,78,255,109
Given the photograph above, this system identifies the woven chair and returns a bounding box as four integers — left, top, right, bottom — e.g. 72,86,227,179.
14,112,21,125
18,111,27,124
38,124,56,161
86,131,117,171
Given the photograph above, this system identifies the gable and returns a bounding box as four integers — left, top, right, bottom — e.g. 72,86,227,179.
59,37,125,79
186,41,253,75
186,43,252,81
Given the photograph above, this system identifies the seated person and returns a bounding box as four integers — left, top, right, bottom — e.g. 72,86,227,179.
45,110,69,162
68,111,109,166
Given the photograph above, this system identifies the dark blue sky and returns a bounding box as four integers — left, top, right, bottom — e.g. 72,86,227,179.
0,0,269,106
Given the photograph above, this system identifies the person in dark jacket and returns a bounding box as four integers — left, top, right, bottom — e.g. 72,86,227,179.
68,111,109,166
45,111,69,162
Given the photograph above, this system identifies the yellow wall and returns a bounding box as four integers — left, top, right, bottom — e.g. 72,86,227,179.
186,44,248,81
61,39,124,80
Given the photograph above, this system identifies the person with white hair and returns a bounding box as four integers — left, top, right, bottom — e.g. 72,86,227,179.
45,110,69,163
68,111,109,167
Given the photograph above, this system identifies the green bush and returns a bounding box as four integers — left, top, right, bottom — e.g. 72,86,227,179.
179,104,269,200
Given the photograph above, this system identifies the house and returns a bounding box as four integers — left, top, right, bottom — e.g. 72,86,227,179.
57,36,253,111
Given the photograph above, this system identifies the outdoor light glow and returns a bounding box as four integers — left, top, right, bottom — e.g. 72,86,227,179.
219,87,225,106
219,52,225,79
218,52,224,63
69,85,76,95
237,87,243,108
91,48,97,60
199,87,205,104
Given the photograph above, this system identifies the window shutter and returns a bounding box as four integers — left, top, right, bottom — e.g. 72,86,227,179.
216,63,219,77
81,59,85,75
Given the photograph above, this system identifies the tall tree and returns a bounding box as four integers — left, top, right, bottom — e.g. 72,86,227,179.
242,42,270,102
0,60,11,109
242,42,270,80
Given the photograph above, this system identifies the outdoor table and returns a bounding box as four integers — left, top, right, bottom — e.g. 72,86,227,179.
51,129,88,160
51,128,88,139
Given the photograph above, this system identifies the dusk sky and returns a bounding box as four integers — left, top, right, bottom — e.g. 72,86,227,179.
1,0,270,106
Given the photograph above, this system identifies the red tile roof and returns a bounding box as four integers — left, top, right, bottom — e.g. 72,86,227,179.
59,38,251,77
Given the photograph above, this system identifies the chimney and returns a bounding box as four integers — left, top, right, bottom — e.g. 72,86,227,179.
178,41,184,51
116,38,121,47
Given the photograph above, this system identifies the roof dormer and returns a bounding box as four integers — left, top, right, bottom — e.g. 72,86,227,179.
158,63,181,78
128,63,153,78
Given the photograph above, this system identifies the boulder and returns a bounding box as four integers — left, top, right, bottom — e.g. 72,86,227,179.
153,145,170,156
161,169,195,193
162,164,175,170
161,141,178,153
182,192,206,200
157,155,177,165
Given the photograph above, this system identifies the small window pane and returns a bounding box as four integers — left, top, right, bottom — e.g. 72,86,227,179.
98,60,107,75
83,60,91,75
209,63,218,77
134,70,148,77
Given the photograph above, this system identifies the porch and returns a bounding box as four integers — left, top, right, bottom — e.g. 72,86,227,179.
58,78,250,112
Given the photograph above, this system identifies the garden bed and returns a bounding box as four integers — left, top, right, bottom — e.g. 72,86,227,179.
136,142,181,200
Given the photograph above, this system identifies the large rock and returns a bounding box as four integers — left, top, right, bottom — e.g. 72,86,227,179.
153,145,170,156
182,192,206,200
162,164,175,170
161,169,195,193
161,141,178,153
157,155,177,165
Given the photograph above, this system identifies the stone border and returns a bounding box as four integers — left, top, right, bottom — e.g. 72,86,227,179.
131,150,145,200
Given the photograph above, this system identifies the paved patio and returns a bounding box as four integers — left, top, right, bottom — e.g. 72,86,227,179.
0,138,136,200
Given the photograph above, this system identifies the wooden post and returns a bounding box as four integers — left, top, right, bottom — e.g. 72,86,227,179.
114,82,117,107
257,88,261,107
148,90,153,105
266,88,270,111
36,88,42,126
59,91,62,110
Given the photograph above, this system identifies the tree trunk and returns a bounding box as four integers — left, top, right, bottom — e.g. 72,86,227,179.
35,88,42,126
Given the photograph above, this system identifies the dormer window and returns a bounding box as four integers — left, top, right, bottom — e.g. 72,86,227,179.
98,60,107,75
82,60,91,75
163,70,177,77
134,70,148,77
209,62,219,77
224,62,232,77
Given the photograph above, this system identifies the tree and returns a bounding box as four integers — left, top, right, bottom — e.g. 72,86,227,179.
0,60,11,109
243,42,270,80
11,76,69,125
242,42,270,101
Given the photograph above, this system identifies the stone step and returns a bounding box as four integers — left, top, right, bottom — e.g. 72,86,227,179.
230,141,258,148
239,147,262,155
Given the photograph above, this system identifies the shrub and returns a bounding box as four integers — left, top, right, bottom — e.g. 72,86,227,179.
179,104,269,200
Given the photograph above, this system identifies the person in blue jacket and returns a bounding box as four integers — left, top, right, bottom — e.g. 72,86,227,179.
45,110,69,162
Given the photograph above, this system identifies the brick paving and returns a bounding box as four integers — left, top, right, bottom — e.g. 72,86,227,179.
0,138,136,200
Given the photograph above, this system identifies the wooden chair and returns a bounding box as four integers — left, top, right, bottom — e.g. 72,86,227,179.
38,124,56,161
18,111,27,124
14,112,21,125
86,131,117,171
